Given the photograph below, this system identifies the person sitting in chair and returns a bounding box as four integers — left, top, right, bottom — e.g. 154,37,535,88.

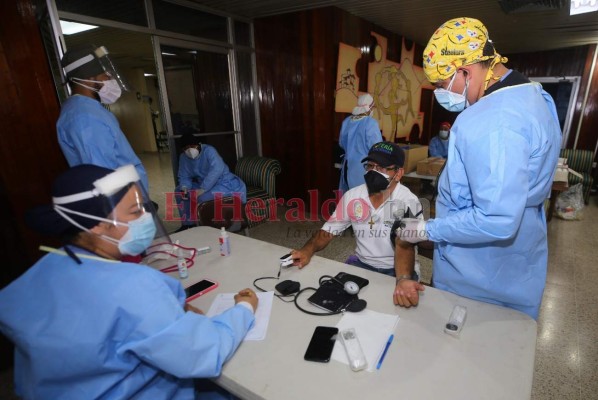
174,133,247,232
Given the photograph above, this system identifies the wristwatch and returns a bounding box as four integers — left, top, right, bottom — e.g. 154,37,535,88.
396,274,412,284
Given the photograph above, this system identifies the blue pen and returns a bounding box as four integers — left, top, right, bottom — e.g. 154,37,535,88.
376,334,394,370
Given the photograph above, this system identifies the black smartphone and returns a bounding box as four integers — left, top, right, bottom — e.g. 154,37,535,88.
185,279,219,302
304,326,339,363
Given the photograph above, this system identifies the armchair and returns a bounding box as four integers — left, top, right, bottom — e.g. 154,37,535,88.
560,149,594,204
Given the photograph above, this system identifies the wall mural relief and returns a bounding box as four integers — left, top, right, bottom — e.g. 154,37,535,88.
335,42,362,113
335,32,433,142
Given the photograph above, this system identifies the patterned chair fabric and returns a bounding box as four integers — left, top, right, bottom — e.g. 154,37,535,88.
196,156,281,231
560,148,594,204
235,156,282,228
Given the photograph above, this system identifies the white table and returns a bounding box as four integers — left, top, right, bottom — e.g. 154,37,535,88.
404,170,437,182
153,226,536,400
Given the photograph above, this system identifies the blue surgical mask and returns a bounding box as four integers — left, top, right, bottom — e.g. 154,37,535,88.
117,212,157,256
434,73,469,112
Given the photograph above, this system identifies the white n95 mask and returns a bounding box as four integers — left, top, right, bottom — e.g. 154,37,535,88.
185,148,200,159
98,79,122,104
71,77,122,104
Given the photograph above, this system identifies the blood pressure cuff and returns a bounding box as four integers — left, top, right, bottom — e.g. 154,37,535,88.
334,272,369,289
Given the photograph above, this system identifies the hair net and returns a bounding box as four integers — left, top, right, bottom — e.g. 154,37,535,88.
179,133,200,149
25,165,130,236
352,93,374,115
422,17,508,88
61,44,130,91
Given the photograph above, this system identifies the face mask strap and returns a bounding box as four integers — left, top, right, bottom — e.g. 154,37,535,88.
53,205,125,246
71,77,101,93
54,204,128,227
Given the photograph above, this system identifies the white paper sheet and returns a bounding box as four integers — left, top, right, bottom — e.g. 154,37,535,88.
206,291,274,341
332,310,399,372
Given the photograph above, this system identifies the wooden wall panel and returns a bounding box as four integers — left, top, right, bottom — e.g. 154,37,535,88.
255,6,427,206
0,0,67,281
507,45,598,153
574,45,598,152
0,0,68,369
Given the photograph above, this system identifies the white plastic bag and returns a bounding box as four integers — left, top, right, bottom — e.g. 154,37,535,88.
555,183,584,220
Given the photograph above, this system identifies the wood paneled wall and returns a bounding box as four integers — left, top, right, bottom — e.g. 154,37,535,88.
254,7,425,205
255,9,598,207
0,0,68,368
507,45,598,152
0,1,67,281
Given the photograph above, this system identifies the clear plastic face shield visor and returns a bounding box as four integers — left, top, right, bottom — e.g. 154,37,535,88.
52,165,170,257
63,45,131,92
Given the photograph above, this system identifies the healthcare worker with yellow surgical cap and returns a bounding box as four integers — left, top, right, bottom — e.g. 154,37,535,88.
0,164,258,399
397,17,561,319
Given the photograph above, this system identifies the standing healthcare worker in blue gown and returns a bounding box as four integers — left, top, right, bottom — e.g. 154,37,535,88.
0,164,258,400
57,44,150,193
175,133,247,231
396,17,561,320
339,93,383,192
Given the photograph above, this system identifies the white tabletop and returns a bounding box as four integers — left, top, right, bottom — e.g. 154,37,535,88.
153,226,536,400
404,170,437,182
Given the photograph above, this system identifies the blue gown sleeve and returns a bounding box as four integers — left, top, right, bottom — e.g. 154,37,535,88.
199,147,226,192
427,127,530,244
118,272,255,379
177,154,194,189
339,118,349,150
429,137,441,157
364,118,382,148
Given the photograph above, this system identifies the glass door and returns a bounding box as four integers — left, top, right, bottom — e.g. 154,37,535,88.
154,38,242,182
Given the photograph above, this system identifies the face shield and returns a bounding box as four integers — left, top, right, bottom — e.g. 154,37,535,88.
63,45,131,92
52,165,170,257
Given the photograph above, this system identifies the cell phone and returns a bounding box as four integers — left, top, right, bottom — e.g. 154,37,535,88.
304,326,339,363
185,279,218,302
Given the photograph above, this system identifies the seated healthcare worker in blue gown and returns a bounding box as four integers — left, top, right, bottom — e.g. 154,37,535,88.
175,133,247,231
0,164,258,400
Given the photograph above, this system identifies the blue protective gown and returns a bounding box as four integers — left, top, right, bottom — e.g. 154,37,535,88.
57,95,150,193
176,145,247,225
428,136,449,158
339,116,382,192
0,248,254,400
426,82,561,319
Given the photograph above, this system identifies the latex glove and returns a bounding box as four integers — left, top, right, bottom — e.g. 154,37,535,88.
397,218,428,243
196,188,205,197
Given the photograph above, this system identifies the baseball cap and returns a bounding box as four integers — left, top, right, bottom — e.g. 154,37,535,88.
361,142,405,168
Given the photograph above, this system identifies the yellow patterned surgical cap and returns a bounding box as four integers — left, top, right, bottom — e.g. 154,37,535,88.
423,17,507,86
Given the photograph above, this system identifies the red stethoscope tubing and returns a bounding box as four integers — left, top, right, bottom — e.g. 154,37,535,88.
146,242,197,273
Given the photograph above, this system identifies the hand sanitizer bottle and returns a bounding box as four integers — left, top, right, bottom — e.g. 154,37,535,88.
219,227,231,256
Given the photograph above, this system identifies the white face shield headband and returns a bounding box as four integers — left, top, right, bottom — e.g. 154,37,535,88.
63,45,131,93
52,165,157,256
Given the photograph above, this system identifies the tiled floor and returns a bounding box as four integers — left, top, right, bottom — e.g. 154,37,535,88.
0,152,596,399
